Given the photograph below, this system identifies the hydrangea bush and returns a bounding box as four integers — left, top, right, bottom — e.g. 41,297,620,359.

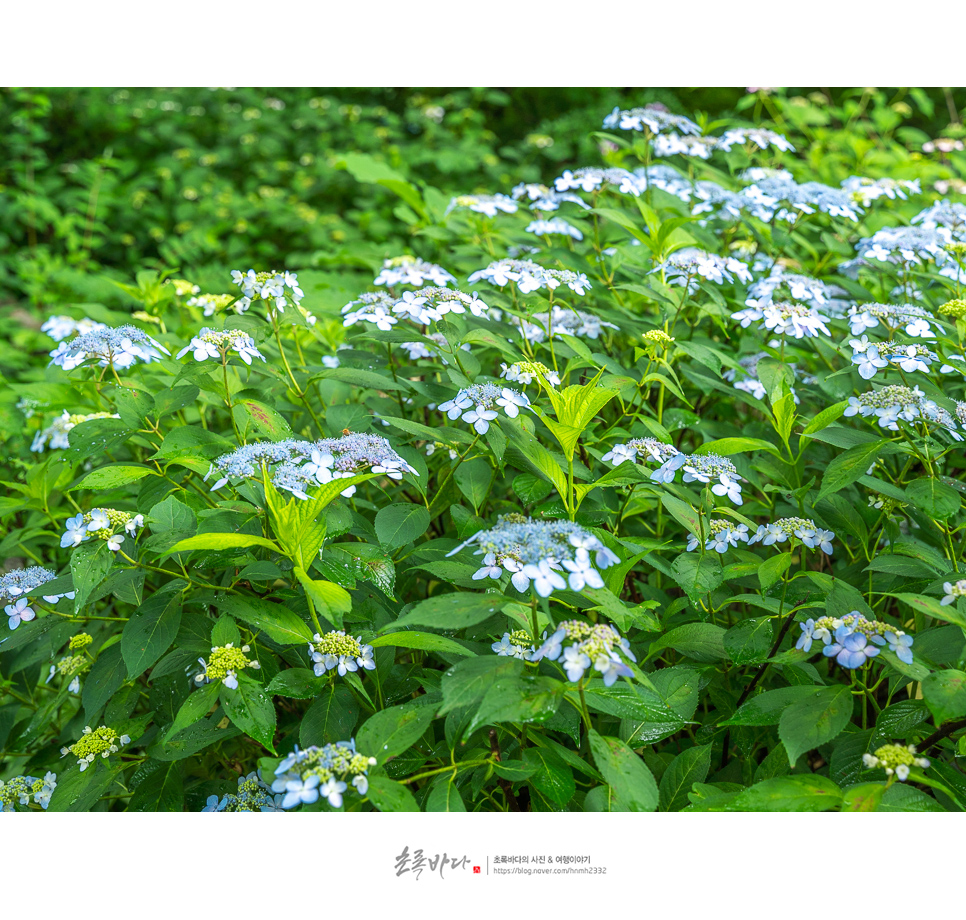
2,91,966,813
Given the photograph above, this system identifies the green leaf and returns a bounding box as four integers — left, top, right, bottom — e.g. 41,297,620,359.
454,458,493,511
47,760,124,812
366,775,420,812
392,592,506,631
165,681,220,741
266,668,328,699
294,567,351,630
467,674,565,735
660,493,702,535
121,593,182,679
724,617,774,665
669,552,722,600
220,671,277,753
758,552,791,591
588,729,659,812
374,503,430,549
166,532,282,555
71,540,114,613
646,623,727,662
779,684,853,766
659,744,712,811
218,595,314,645
319,366,410,392
522,745,575,808
68,464,157,491
905,478,961,519
816,441,892,502
512,473,553,505
300,684,360,747
693,437,779,457
722,686,823,727
129,761,184,812
726,775,843,812
841,783,885,812
889,592,966,630
426,777,467,812
922,670,966,724
237,398,294,440
369,631,475,658
82,644,126,718
439,656,522,716
356,697,438,762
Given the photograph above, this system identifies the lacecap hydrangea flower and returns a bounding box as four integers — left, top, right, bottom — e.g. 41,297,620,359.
846,302,935,338
553,166,643,196
526,217,584,241
718,127,795,152
601,436,680,468
468,259,591,295
341,291,398,330
650,451,744,505
749,517,834,553
437,383,530,434
731,301,831,339
0,565,74,610
46,640,91,694
391,287,490,325
686,520,751,553
230,269,304,315
653,133,719,160
448,513,619,597
844,385,961,438
307,631,375,677
511,307,617,343
856,226,951,265
202,771,283,812
795,611,914,667
373,255,455,288
206,433,417,500
841,176,920,206
492,629,540,660
176,328,265,365
655,247,753,291
500,361,561,387
744,266,837,308
60,725,131,771
48,324,169,371
848,338,940,380
533,620,636,686
195,643,261,689
272,740,376,809
31,410,120,453
863,744,930,781
60,507,144,554
0,772,57,812
187,293,239,317
41,315,108,342
941,578,966,605
603,106,702,137
445,193,518,217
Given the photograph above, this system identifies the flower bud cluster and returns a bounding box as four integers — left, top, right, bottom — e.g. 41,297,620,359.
31,410,121,453
307,631,375,677
749,517,834,553
533,620,636,686
176,328,265,365
0,772,57,811
48,325,169,371
863,744,930,781
61,508,144,553
468,259,591,295
46,653,89,694
60,725,131,771
450,514,619,597
438,383,530,434
195,643,261,690
230,269,303,315
938,298,966,319
272,741,377,809
373,255,455,288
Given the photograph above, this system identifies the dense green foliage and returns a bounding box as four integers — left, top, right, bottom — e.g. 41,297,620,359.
2,87,966,813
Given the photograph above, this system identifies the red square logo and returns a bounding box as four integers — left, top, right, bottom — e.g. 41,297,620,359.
473,866,481,874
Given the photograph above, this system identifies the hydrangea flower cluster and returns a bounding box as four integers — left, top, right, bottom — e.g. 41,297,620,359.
856,226,952,265
187,293,238,316
41,315,107,342
553,167,642,196
392,287,490,324
795,611,914,667
203,771,282,812
723,352,808,403
603,106,702,136
31,410,120,453
206,433,417,500
526,217,584,241
176,328,265,365
511,182,591,211
686,520,751,553
842,176,920,206
0,566,74,624
636,164,693,201
272,741,376,809
445,193,518,217
512,307,618,343
307,631,375,677
601,437,680,468
912,199,966,231
846,302,935,337
745,267,837,308
532,620,636,686
341,291,398,330
48,324,169,371
653,133,718,159
46,642,90,694
731,302,831,339
373,256,455,288
468,259,591,295
437,383,530,434
492,629,539,660
650,452,744,505
449,514,619,597
655,248,753,290
746,176,862,222
399,333,470,363
61,508,144,554
194,643,261,689
849,338,940,379
60,725,131,771
500,361,561,386
718,127,795,152
230,269,304,315
863,744,930,781
941,579,966,605
844,385,961,436
749,517,834,553
0,772,57,811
